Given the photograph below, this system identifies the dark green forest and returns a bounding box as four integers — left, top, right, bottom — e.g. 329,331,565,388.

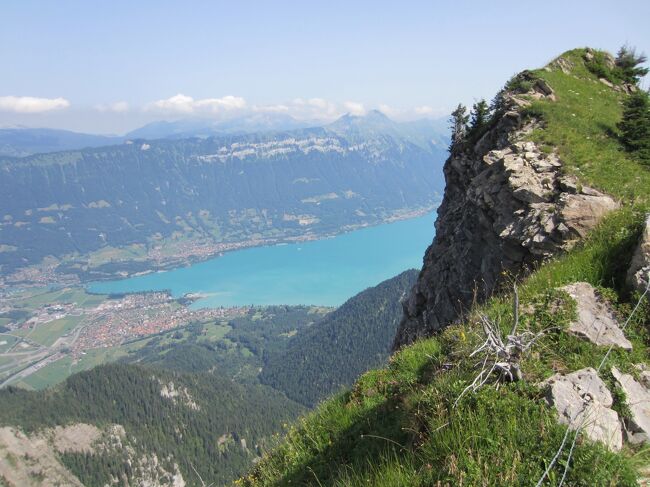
0,271,419,485
0,363,303,486
260,270,418,406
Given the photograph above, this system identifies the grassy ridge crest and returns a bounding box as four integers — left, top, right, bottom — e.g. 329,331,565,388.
240,48,650,486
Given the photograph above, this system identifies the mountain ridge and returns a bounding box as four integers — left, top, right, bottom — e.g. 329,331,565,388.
0,115,447,279
240,47,650,486
0,112,448,158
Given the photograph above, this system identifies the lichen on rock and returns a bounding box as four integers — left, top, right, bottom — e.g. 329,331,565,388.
561,282,632,350
542,367,623,452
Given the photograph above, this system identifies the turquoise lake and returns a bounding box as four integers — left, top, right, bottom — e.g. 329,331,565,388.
88,212,437,308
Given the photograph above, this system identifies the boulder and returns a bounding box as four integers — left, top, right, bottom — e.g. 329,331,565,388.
612,366,650,444
626,214,650,293
599,78,614,88
561,282,632,350
543,368,622,451
557,193,619,241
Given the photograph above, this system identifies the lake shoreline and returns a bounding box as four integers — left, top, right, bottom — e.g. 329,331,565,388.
81,204,439,285
87,210,439,308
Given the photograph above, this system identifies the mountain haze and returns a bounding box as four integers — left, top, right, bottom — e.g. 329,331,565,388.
0,128,121,158
0,113,447,278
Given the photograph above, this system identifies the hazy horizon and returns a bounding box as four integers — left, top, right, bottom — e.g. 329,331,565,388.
2,0,649,134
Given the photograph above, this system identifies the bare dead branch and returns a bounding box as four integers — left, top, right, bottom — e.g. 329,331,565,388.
453,284,551,408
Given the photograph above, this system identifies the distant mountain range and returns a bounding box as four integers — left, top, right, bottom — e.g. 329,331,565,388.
124,113,318,140
0,112,448,157
0,127,121,158
0,111,448,278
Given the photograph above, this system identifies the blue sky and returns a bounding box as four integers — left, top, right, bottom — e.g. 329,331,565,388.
1,0,649,133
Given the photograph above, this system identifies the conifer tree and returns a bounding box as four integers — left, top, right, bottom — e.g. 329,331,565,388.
449,103,469,151
615,45,649,84
618,89,650,163
469,99,490,136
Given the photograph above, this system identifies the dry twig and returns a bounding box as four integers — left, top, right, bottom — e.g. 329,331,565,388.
454,285,549,407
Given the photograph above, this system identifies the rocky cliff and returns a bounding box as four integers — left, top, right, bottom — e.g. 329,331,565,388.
240,48,650,487
395,74,619,348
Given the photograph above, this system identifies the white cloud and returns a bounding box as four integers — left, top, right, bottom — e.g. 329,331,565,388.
376,103,447,120
0,96,70,113
256,97,340,121
307,98,328,109
378,104,403,118
414,105,434,115
139,93,440,123
343,101,366,116
252,104,290,113
195,95,247,112
95,101,129,113
150,93,194,113
148,94,246,114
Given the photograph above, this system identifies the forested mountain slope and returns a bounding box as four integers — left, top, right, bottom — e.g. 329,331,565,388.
261,269,418,406
0,363,304,486
0,271,424,486
242,48,650,486
0,111,447,278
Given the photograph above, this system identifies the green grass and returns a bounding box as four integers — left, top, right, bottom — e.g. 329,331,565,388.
21,356,74,389
26,315,84,347
17,341,150,390
0,335,19,353
199,321,232,341
11,287,108,310
0,356,16,368
240,49,650,486
10,328,31,339
529,49,650,204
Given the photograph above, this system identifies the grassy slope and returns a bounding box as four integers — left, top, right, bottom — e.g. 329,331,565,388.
240,49,650,486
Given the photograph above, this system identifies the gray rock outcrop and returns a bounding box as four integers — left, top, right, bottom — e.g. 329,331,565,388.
394,79,619,348
561,282,632,350
543,368,622,451
627,214,650,294
612,366,650,444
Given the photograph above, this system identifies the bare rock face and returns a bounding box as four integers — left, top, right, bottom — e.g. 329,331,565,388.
543,368,622,452
627,214,650,294
561,282,633,350
612,366,650,444
394,83,619,349
0,427,86,487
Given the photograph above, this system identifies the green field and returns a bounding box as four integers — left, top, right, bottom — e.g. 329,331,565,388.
86,244,148,268
21,346,135,390
20,356,74,390
199,321,231,341
11,287,107,310
0,355,17,368
0,335,19,353
26,315,84,347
